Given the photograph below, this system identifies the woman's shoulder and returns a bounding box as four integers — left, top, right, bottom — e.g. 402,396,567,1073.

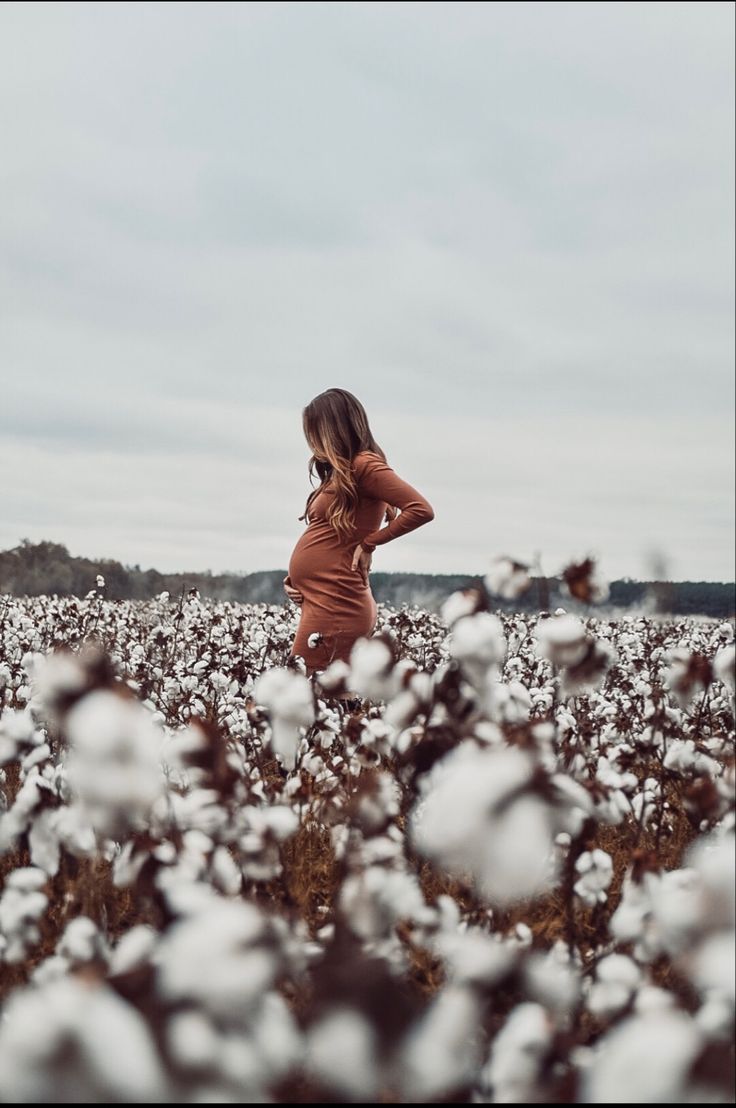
352,449,384,472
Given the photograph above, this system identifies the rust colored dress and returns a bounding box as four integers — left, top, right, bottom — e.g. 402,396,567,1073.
285,450,435,675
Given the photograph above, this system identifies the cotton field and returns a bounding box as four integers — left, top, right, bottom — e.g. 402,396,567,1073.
0,582,734,1103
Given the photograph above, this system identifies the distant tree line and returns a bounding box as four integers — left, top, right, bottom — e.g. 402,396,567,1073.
1,539,734,619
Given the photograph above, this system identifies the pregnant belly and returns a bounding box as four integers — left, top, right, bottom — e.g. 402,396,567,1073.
288,526,368,608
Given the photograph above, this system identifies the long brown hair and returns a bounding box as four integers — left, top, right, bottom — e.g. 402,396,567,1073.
298,388,397,543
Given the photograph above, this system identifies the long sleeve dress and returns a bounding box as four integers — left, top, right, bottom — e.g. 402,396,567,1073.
285,450,435,675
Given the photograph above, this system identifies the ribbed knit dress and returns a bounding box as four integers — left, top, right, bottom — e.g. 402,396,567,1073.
285,450,434,675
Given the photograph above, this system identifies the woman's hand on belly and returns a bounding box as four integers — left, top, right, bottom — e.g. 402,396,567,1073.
350,543,373,588
283,576,304,605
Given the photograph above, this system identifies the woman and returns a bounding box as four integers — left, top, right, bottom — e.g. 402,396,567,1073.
283,389,435,690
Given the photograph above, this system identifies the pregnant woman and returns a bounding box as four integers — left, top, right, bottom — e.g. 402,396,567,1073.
284,388,435,688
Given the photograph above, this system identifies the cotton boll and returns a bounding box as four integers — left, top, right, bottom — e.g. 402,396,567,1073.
27,806,61,876
524,944,581,1015
57,916,108,965
401,985,483,1101
155,898,277,1018
574,850,613,907
0,866,48,963
534,614,589,667
582,1009,702,1103
686,831,735,932
210,845,243,896
167,1010,221,1070
348,638,397,701
695,992,735,1040
610,868,702,962
713,644,735,692
0,977,169,1102
433,929,517,988
340,866,431,941
109,925,158,977
306,1007,378,1100
0,707,46,765
440,589,484,628
484,557,532,600
25,650,88,722
587,954,641,1018
493,680,533,724
248,990,304,1082
449,612,507,674
478,1002,553,1102
688,931,736,1004
411,743,557,905
317,658,352,691
254,668,315,767
65,689,166,839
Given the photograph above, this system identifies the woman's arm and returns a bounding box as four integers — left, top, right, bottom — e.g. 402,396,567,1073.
353,451,435,552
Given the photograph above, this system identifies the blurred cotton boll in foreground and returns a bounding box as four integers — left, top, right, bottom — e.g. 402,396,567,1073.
492,679,533,724
155,895,279,1019
440,586,487,629
347,637,396,701
0,976,168,1102
477,1002,553,1102
65,689,166,840
306,1007,378,1100
534,613,589,667
400,984,483,1100
582,1009,702,1103
484,556,532,600
713,643,735,692
560,557,610,604
410,743,556,905
253,668,315,767
24,648,89,725
449,613,507,715
663,648,714,709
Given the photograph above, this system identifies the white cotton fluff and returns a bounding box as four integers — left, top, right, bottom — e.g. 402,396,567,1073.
588,954,642,1018
574,849,613,907
524,943,581,1014
534,614,589,667
154,898,275,1018
401,985,483,1100
253,668,315,767
411,743,556,905
484,557,531,600
449,612,507,671
64,689,166,837
433,929,516,988
582,1009,702,1103
348,638,396,701
0,977,168,1101
479,1002,552,1102
306,1008,378,1099
440,589,484,628
713,643,735,692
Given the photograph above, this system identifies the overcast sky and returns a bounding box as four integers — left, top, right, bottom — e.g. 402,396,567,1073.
1,1,733,584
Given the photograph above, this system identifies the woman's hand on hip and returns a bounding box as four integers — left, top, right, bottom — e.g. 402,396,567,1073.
351,543,372,587
283,576,304,605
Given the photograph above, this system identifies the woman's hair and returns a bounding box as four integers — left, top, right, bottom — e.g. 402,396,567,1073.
299,388,397,543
